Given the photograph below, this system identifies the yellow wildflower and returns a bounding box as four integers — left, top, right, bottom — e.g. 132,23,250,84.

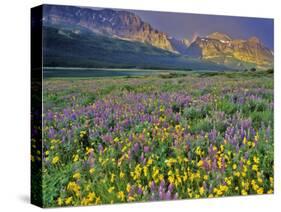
197,160,204,167
199,186,205,196
257,177,263,184
57,197,63,206
270,177,274,184
67,181,80,197
243,137,247,144
253,156,260,164
86,147,94,155
108,186,115,193
152,167,159,180
80,130,87,138
73,154,79,162
147,158,153,166
225,177,232,186
234,171,240,177
267,189,273,194
117,191,125,201
128,196,135,201
73,172,81,180
241,190,248,195
120,171,125,178
65,196,73,205
159,174,164,181
257,187,264,194
252,164,258,171
220,144,224,152
52,156,59,164
87,192,95,201
168,175,175,184
126,184,131,192
110,173,116,183
95,196,101,204
89,168,95,174
50,139,60,144
121,146,127,152
195,146,202,156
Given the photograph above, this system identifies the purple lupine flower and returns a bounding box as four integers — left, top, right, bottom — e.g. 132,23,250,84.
144,146,150,153
150,181,156,191
159,191,165,200
98,144,103,153
165,190,172,200
133,143,139,153
236,144,240,153
159,180,165,193
71,114,76,121
203,160,210,170
208,129,217,143
168,183,174,192
48,128,55,139
137,187,143,195
212,158,217,170
245,152,249,160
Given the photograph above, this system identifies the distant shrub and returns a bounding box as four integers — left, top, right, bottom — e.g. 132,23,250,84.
266,68,274,74
250,67,257,72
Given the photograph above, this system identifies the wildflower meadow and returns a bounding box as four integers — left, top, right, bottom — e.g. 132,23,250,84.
38,72,274,207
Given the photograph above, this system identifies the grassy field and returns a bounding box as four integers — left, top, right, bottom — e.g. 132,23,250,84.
39,72,274,207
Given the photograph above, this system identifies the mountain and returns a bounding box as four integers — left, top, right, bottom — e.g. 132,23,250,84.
207,32,232,41
169,37,190,55
43,27,228,71
185,32,273,69
43,5,175,52
42,5,273,70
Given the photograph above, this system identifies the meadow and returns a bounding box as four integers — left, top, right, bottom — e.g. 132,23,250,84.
40,71,274,207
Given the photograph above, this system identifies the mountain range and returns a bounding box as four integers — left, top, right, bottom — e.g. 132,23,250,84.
42,5,273,70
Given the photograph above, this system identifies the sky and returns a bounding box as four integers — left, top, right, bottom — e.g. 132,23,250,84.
131,10,274,50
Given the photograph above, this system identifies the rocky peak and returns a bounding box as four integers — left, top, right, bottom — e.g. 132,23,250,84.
182,38,190,47
185,32,273,69
43,5,175,51
247,36,261,44
207,32,232,41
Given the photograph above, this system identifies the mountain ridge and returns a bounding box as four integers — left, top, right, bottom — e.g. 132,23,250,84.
42,5,273,70
43,5,176,52
43,26,231,71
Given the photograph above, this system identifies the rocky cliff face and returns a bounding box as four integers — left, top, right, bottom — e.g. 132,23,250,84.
185,32,273,69
43,5,175,52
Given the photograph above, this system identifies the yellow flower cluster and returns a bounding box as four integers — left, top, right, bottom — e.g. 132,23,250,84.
67,181,80,197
